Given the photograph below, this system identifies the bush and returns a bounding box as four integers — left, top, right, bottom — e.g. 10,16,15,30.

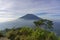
0,32,4,37
6,27,58,40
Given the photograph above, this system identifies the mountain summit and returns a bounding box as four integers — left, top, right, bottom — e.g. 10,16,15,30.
20,14,40,20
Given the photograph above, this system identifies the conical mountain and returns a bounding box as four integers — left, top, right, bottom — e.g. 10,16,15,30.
20,14,40,20
0,14,41,30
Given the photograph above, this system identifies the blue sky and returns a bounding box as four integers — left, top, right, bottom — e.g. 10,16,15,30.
0,0,60,22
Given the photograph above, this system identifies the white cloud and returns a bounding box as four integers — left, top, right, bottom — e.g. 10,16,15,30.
0,0,60,22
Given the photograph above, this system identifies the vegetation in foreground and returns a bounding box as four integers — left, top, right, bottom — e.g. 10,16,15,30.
0,19,60,40
5,27,59,40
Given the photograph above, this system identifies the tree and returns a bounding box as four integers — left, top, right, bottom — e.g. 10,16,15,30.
34,19,53,29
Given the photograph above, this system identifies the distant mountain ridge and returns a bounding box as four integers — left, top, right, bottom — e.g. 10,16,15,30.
20,14,40,20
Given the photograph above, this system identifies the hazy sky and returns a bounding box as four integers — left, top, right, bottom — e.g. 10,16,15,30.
0,0,60,22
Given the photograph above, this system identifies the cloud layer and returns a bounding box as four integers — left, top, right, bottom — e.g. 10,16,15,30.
0,0,60,22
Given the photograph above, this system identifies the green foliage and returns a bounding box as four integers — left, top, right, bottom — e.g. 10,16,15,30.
58,37,60,40
5,27,58,40
0,31,4,37
34,19,53,29
0,19,59,40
